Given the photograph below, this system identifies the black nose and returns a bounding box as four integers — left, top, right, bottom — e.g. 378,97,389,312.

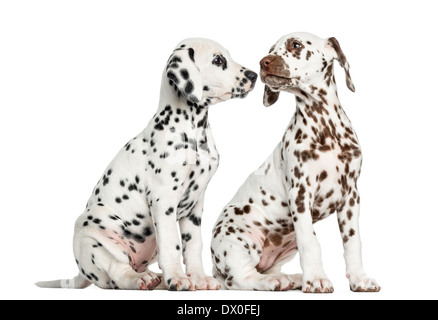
244,70,258,83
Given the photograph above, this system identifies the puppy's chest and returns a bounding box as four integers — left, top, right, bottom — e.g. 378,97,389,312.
283,120,362,201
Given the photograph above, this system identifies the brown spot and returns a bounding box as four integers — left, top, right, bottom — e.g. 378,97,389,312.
213,226,222,238
349,198,355,207
243,205,251,214
339,219,346,233
265,218,274,225
268,233,283,247
253,221,262,227
326,189,334,198
349,229,356,237
281,201,288,207
319,170,328,182
294,167,303,179
234,207,243,215
318,145,331,152
295,184,306,213
270,195,276,201
306,50,313,61
347,210,353,220
295,128,303,141
249,198,254,204
301,149,319,162
262,200,269,206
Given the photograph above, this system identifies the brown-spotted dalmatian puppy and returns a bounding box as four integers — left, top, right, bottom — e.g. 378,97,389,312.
211,32,380,293
36,38,257,291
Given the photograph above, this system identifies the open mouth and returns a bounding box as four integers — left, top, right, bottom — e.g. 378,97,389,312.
262,74,292,85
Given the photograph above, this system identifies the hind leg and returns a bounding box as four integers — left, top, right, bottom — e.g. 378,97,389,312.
212,233,297,291
75,236,161,290
262,251,303,290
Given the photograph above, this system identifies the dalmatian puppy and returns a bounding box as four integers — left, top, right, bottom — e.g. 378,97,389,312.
211,32,380,293
36,38,257,291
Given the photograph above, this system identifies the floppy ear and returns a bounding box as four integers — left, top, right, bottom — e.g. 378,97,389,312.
326,37,355,92
263,85,280,107
166,47,203,103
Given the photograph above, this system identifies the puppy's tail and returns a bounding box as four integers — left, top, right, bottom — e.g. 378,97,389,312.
35,274,91,289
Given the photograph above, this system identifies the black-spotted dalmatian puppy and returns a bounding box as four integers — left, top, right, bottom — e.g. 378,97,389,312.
211,32,380,293
36,38,257,291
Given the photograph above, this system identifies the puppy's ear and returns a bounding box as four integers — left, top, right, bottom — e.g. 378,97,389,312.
326,37,355,92
263,85,280,107
166,47,203,103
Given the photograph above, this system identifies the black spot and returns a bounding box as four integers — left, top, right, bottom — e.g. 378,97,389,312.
185,81,194,94
143,226,153,237
128,184,138,191
181,233,192,242
94,188,100,195
167,71,179,85
189,215,201,226
115,197,122,203
93,218,101,224
203,86,209,91
188,48,195,62
176,245,180,250
180,69,190,80
165,207,174,215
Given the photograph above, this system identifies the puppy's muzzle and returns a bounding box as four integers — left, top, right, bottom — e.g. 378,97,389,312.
260,55,291,84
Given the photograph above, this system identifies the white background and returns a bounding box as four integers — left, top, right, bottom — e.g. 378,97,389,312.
1,0,437,300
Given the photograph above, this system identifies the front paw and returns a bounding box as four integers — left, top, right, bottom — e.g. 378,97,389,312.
166,276,195,291
348,274,381,292
188,273,221,290
302,276,334,293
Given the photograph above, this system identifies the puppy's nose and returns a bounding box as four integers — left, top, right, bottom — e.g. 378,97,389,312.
260,56,274,69
244,70,258,83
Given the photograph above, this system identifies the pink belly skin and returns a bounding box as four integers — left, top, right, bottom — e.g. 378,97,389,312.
104,230,157,273
242,227,297,273
256,233,297,273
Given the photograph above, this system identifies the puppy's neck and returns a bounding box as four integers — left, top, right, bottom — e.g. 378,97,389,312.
292,80,339,109
292,81,353,133
156,75,210,130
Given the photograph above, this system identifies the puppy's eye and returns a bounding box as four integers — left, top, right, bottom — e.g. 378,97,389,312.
293,42,302,49
213,56,224,66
